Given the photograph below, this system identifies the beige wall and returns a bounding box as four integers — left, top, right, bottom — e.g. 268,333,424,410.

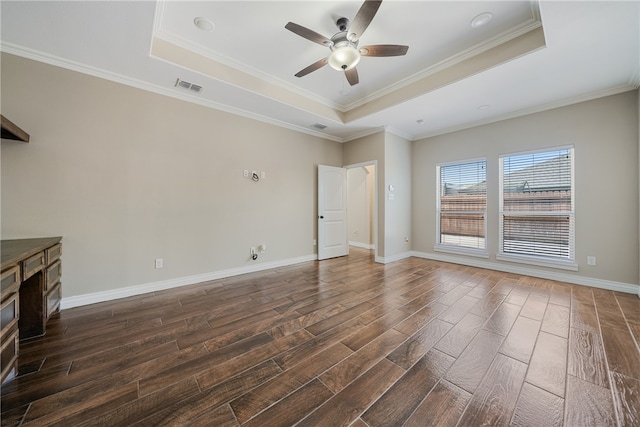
412,91,639,285
384,131,412,258
1,54,343,298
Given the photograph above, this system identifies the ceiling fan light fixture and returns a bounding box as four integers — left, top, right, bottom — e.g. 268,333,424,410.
328,45,361,71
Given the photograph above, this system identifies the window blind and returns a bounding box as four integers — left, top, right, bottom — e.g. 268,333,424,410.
437,159,487,250
500,148,574,260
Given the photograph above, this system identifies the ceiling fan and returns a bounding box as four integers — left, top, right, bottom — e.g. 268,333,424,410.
285,0,408,86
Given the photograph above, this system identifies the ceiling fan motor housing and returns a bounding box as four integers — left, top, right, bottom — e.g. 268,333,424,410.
336,17,350,32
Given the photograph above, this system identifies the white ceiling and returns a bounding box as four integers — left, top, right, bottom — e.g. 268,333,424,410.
1,1,638,142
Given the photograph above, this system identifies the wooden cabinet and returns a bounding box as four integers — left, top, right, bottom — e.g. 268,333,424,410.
1,237,62,383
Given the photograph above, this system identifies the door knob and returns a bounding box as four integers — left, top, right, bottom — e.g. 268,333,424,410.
318,215,324,219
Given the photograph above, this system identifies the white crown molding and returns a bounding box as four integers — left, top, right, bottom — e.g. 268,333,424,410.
384,126,413,142
343,18,543,112
411,83,638,141
411,251,639,295
341,126,385,143
0,42,343,143
61,254,318,309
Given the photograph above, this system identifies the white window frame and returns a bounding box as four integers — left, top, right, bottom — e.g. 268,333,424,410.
497,146,577,271
435,157,488,258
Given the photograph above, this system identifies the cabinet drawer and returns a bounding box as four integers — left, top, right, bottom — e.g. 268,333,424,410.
46,284,62,319
0,293,19,341
45,243,62,265
45,260,62,292
1,329,18,383
22,252,45,280
1,266,20,297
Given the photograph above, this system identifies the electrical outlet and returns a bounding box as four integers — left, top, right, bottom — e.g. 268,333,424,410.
259,244,266,253
243,169,248,177
250,247,256,255
587,256,596,266
155,258,163,269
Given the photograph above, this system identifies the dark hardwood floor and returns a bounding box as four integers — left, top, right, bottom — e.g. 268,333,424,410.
2,248,639,426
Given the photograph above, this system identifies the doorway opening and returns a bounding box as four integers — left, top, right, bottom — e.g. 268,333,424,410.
346,161,377,259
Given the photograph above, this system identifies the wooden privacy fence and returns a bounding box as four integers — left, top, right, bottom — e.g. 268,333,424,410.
440,191,571,240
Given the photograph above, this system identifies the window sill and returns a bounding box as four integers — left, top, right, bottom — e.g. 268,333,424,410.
434,245,489,259
496,253,578,271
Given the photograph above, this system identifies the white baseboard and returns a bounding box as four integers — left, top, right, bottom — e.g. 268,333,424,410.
349,241,374,250
411,251,639,295
375,251,413,264
61,254,318,309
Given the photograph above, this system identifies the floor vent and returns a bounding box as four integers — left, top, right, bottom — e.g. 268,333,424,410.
175,79,203,94
311,123,328,130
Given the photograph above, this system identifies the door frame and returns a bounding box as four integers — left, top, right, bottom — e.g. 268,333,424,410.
345,160,378,260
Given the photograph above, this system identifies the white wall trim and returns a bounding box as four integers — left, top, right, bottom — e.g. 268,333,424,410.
61,254,317,309
349,241,375,250
375,252,413,264
411,251,639,295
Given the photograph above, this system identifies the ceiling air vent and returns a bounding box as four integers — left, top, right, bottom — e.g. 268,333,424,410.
311,123,328,130
175,78,203,94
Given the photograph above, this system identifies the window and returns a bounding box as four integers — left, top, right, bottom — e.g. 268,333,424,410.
436,159,487,255
499,147,575,269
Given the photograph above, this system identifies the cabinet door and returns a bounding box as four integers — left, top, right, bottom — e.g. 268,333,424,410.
45,261,62,292
0,293,19,342
46,284,62,319
0,330,18,383
1,266,20,296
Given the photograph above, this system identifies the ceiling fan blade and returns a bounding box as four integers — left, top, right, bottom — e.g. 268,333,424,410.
295,58,328,78
348,0,382,42
345,67,359,86
285,22,332,47
360,44,409,57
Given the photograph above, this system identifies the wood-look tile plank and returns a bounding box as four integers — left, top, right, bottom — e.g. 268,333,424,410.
361,349,454,427
132,359,282,426
610,371,640,426
242,379,333,427
386,319,453,369
526,332,567,397
340,309,410,351
445,329,505,393
52,377,200,426
571,300,600,334
195,329,312,391
436,285,473,306
297,359,403,427
511,382,564,427
568,327,609,388
565,375,616,426
230,343,351,424
541,303,570,338
320,329,407,393
20,380,138,426
392,302,448,336
188,404,239,427
615,292,640,325
520,293,549,321
499,316,541,363
437,295,480,324
600,325,640,381
482,301,521,336
403,380,471,427
469,291,506,318
434,312,485,358
457,353,527,426
138,332,274,396
593,289,628,330
305,301,375,336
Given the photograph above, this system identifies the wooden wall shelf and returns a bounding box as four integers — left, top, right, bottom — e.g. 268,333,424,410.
1,115,30,142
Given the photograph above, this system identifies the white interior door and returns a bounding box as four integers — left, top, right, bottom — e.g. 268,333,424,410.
318,165,348,260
